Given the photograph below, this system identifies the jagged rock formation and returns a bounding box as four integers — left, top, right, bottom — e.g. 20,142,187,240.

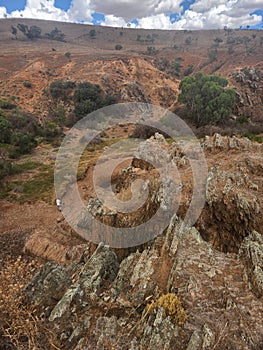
22,133,263,349
230,67,263,121
239,231,263,298
199,134,262,252
24,219,263,349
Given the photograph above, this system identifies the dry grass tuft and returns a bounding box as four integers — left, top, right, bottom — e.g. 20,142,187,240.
146,293,188,326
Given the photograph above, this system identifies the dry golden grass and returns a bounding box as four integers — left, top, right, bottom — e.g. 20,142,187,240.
146,293,188,326
0,256,60,349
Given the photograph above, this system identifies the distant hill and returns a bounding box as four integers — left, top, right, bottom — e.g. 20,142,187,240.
0,18,262,123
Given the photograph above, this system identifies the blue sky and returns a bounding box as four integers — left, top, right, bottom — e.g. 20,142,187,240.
0,0,262,30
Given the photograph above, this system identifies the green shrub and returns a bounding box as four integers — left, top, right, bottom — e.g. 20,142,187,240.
49,80,76,100
243,132,263,143
178,72,236,127
0,115,12,143
10,131,37,155
74,82,117,118
46,27,65,42
146,46,159,55
185,37,192,45
23,81,32,88
65,52,71,60
0,99,16,110
115,44,123,50
183,64,194,76
236,116,249,124
89,29,96,38
171,60,182,76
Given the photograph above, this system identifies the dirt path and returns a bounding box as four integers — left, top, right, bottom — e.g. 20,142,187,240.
0,201,59,262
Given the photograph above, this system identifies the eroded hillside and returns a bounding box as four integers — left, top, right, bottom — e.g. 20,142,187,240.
0,18,262,121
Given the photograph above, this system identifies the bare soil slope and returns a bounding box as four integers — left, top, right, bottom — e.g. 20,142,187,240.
0,18,262,119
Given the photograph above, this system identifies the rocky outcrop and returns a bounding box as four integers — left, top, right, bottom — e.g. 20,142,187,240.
23,262,71,308
202,163,260,252
202,133,263,152
239,231,263,298
24,217,263,349
198,134,262,252
20,133,263,348
230,67,263,121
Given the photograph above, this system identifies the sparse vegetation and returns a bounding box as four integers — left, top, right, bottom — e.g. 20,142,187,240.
183,64,195,76
208,49,217,62
137,34,155,43
146,46,159,55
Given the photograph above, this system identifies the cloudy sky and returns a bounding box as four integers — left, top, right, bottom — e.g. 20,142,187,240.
0,0,262,30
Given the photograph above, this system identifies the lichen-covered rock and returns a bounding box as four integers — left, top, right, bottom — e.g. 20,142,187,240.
140,307,179,350
134,133,172,168
112,249,159,307
49,283,81,321
202,133,262,152
23,262,71,307
230,67,263,120
239,231,263,298
186,331,202,350
200,158,261,252
79,242,119,294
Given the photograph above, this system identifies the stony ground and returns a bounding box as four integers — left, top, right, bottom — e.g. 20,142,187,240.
0,134,262,349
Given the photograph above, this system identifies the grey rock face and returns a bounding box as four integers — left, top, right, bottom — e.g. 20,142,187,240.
23,262,71,307
49,283,80,321
79,242,119,294
22,134,263,349
239,231,263,298
140,307,179,350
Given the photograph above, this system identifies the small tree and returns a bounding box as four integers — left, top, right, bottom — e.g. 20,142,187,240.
73,82,116,118
115,44,123,50
23,81,32,88
89,29,96,38
171,60,182,77
65,52,71,61
0,115,12,144
178,72,236,127
27,26,42,40
11,26,17,39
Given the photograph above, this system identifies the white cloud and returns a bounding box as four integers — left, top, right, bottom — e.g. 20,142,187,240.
184,0,262,29
0,7,7,17
7,0,71,22
190,0,227,13
0,0,261,30
68,0,93,22
91,0,182,21
137,13,173,29
101,14,127,27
